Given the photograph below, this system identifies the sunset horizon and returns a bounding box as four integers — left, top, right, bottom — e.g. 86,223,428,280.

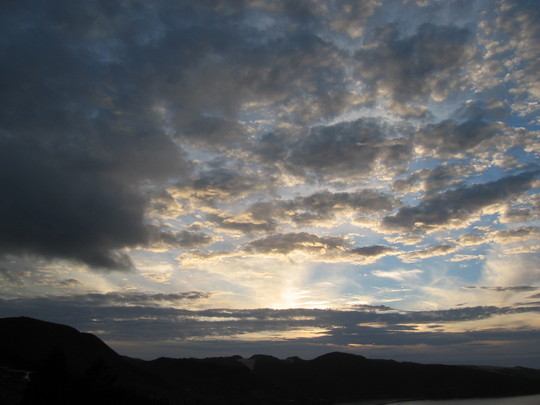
1,0,539,369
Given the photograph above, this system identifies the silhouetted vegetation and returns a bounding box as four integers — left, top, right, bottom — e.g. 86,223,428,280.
2,317,540,404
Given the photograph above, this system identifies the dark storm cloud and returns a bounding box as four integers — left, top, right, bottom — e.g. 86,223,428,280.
383,171,539,232
354,22,474,105
0,2,194,270
244,232,350,255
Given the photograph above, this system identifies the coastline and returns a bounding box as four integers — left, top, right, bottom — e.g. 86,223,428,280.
336,399,424,405
335,394,540,405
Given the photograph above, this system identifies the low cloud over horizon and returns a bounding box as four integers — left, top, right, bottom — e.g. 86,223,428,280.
1,0,539,367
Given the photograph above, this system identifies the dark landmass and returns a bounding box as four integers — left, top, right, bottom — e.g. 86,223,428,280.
1,317,540,404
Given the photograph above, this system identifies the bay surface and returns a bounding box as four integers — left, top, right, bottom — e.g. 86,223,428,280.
339,394,540,405
389,394,540,404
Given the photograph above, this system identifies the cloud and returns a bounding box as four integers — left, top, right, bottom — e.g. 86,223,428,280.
1,0,540,369
0,1,356,269
207,212,278,235
492,0,540,119
327,0,381,38
392,164,475,194
201,187,399,236
400,244,458,263
457,233,487,246
493,226,540,244
244,232,350,255
149,230,215,250
354,23,474,105
384,234,425,246
237,31,352,123
256,118,411,183
463,286,539,293
482,251,540,287
0,2,193,270
350,245,395,257
500,208,536,224
0,267,24,286
179,117,247,150
383,171,538,233
290,189,399,220
61,291,211,307
237,188,399,228
415,119,504,157
288,119,411,181
57,279,82,287
142,273,173,283
2,295,539,365
146,190,186,219
371,269,423,282
448,254,485,262
455,99,511,122
239,233,397,264
346,244,399,265
180,166,274,202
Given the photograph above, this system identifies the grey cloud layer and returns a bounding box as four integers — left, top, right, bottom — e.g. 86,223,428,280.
383,171,539,232
2,295,539,365
354,23,474,105
256,118,412,182
214,188,399,232
244,232,350,255
0,1,358,268
1,0,538,277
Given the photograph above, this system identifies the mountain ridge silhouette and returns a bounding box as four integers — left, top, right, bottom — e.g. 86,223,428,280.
1,316,540,404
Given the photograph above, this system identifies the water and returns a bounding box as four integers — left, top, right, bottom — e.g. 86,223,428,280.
390,394,540,404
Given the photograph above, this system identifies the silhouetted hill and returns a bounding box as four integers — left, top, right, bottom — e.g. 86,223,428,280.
0,317,119,374
1,317,540,404
0,317,179,404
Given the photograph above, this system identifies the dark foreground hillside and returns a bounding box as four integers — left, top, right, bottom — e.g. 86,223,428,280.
1,317,540,404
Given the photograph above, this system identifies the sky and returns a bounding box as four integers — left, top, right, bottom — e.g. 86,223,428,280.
1,0,539,368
